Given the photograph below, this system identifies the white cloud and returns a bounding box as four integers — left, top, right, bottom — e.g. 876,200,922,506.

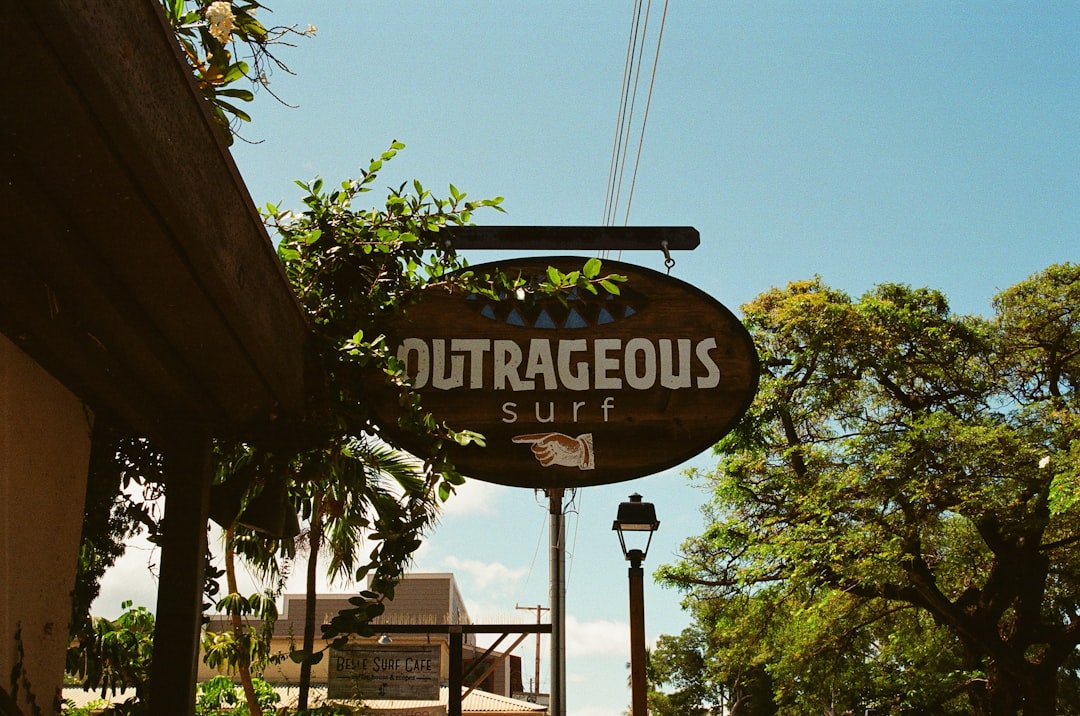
566,614,629,658
439,478,501,517
441,555,528,599
92,533,161,617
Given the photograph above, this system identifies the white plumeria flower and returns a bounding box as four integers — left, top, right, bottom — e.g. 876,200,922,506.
206,1,237,45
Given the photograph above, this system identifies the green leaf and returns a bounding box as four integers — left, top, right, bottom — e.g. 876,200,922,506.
599,279,622,295
212,98,251,122
221,61,250,85
217,88,255,101
168,0,184,22
583,257,602,279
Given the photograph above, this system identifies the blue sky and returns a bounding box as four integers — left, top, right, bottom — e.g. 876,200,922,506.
96,2,1079,715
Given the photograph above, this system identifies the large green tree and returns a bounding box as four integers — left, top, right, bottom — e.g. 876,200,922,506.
660,264,1080,715
650,583,968,714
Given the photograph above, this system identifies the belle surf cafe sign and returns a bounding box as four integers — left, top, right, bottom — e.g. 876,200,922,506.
370,256,759,488
328,645,441,701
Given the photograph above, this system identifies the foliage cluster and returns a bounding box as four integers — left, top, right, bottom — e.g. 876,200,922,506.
69,140,626,712
194,675,279,715
656,264,1080,715
159,0,314,141
201,592,282,680
66,602,155,712
61,605,361,715
265,143,624,643
66,10,628,709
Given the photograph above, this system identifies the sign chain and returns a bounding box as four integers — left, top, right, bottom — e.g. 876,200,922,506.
660,240,675,274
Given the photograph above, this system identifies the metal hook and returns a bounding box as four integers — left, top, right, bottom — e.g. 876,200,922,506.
660,240,675,274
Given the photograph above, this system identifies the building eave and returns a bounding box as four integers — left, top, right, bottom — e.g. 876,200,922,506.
1,0,309,438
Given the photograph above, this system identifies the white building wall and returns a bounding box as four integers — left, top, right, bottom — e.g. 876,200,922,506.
1,334,92,714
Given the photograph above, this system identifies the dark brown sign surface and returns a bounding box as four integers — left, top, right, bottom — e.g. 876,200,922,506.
372,257,758,488
328,645,441,700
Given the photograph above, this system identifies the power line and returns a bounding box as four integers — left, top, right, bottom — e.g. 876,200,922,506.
602,0,669,249
621,0,669,230
602,0,647,234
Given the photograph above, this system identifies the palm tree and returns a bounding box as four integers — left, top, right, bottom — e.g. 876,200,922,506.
205,446,290,716
209,436,436,711
293,436,436,709
223,523,265,716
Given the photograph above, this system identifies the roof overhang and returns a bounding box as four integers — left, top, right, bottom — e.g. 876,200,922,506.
1,0,309,439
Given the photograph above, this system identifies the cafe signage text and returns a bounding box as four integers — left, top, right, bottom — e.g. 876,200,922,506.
327,645,441,701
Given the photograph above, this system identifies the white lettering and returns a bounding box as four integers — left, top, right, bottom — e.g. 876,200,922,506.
594,339,623,390
659,339,692,389
432,339,464,389
501,402,518,423
696,337,721,388
602,396,616,422
453,338,491,388
525,339,558,390
399,337,725,393
494,340,533,390
624,338,656,390
558,339,590,391
535,402,556,423
398,338,430,389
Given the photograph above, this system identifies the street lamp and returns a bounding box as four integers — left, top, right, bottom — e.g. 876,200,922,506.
612,493,659,716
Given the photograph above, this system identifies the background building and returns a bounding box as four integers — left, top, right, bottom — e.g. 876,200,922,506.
200,573,539,713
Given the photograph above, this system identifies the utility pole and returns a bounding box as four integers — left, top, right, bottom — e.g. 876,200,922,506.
547,487,566,716
515,603,550,701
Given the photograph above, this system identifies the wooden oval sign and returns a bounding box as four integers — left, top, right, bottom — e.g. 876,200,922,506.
370,257,759,488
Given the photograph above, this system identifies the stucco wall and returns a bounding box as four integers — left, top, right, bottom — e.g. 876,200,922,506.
1,334,92,714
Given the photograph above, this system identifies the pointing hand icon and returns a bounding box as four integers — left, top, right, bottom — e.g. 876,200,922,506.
512,432,595,470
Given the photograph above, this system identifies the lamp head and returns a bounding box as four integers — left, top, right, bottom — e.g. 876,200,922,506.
612,493,660,564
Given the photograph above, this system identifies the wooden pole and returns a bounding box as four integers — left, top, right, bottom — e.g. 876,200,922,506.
444,225,699,251
548,488,566,716
148,427,212,715
628,554,648,716
515,603,549,700
449,628,463,716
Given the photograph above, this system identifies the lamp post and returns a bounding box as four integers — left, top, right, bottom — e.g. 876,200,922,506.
612,493,660,716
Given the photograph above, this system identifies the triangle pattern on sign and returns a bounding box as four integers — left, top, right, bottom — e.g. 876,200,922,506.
506,308,526,326
535,309,557,329
564,308,588,329
460,283,647,329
